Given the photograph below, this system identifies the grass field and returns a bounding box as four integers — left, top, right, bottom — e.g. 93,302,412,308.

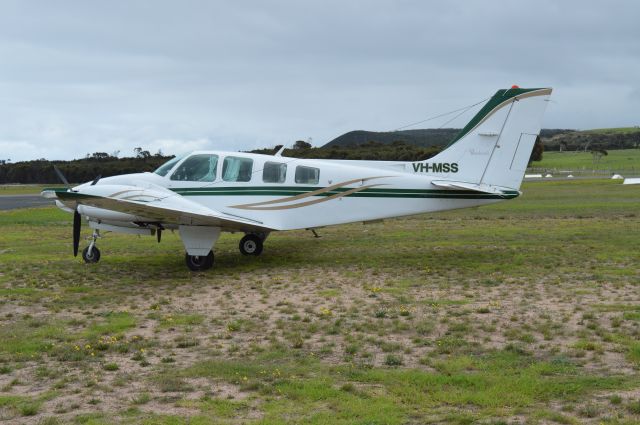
532,149,640,174
0,185,65,196
0,179,639,424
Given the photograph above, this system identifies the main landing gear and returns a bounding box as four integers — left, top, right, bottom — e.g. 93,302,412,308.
239,233,264,256
185,233,266,272
185,251,214,271
82,230,101,264
77,228,266,271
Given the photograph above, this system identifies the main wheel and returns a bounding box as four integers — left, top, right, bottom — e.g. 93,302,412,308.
185,250,214,271
82,246,101,263
239,234,263,256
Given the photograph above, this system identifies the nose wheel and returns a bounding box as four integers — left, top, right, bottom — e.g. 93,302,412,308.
82,245,101,263
239,234,264,256
82,230,101,263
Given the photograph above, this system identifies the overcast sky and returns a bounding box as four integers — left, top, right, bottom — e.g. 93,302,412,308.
1,0,639,162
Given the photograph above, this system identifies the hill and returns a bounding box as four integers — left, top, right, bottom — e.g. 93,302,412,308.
323,129,459,148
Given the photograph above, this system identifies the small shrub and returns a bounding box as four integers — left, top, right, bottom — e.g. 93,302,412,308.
384,354,403,366
345,344,359,355
103,363,119,371
291,335,304,349
609,394,622,405
340,383,355,392
157,375,191,393
175,336,199,348
627,400,640,415
20,402,40,416
132,393,151,405
579,404,599,418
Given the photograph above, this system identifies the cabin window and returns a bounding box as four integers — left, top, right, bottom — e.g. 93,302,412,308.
262,162,287,183
222,156,254,182
169,154,218,182
295,166,320,185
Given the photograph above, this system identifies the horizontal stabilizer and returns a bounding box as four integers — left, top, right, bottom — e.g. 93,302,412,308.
431,180,519,196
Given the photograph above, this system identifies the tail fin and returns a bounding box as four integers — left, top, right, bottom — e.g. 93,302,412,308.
411,87,552,190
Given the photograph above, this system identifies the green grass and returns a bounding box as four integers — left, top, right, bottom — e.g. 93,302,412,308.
628,343,640,366
0,179,638,423
0,311,136,361
0,184,65,195
168,349,631,424
533,148,640,172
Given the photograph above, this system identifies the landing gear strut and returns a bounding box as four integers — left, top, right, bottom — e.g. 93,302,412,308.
185,251,214,271
239,234,264,256
82,230,101,263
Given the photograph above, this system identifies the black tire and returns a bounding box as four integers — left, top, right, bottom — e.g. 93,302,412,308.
185,250,214,271
82,246,101,263
239,234,263,256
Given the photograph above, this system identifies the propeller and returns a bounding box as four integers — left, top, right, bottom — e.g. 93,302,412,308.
73,210,81,256
53,165,82,256
91,175,101,186
157,228,162,243
53,165,70,188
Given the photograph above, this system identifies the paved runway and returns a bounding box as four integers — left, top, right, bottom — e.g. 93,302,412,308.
0,195,55,210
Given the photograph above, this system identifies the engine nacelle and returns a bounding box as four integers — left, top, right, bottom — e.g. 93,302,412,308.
77,205,144,222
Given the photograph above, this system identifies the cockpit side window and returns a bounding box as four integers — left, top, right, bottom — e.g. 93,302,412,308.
170,154,219,182
222,156,253,182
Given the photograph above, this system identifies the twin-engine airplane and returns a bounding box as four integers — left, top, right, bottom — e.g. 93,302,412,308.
42,87,552,271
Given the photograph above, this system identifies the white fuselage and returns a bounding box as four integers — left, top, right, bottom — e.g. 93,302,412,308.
71,151,510,232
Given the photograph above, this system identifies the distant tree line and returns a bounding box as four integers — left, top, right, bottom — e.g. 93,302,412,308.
543,130,640,152
253,137,545,163
0,151,171,184
250,140,443,161
0,137,549,184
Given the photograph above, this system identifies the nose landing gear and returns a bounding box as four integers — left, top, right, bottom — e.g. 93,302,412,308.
82,230,101,263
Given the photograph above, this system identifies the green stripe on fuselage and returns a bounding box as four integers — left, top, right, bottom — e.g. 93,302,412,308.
170,187,518,200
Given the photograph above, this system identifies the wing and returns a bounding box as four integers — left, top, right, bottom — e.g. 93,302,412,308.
42,184,274,232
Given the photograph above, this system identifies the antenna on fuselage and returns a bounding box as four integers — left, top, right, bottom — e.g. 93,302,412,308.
274,145,286,157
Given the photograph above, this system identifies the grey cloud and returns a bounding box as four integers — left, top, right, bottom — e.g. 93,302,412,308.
0,0,639,161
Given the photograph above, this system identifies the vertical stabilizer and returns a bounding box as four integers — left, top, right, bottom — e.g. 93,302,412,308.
410,87,552,190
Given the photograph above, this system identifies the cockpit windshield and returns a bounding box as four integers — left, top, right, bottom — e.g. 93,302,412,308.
170,154,219,182
153,155,184,177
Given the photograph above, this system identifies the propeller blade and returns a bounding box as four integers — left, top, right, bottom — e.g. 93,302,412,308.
90,175,101,186
157,228,162,243
73,210,81,257
53,165,70,188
